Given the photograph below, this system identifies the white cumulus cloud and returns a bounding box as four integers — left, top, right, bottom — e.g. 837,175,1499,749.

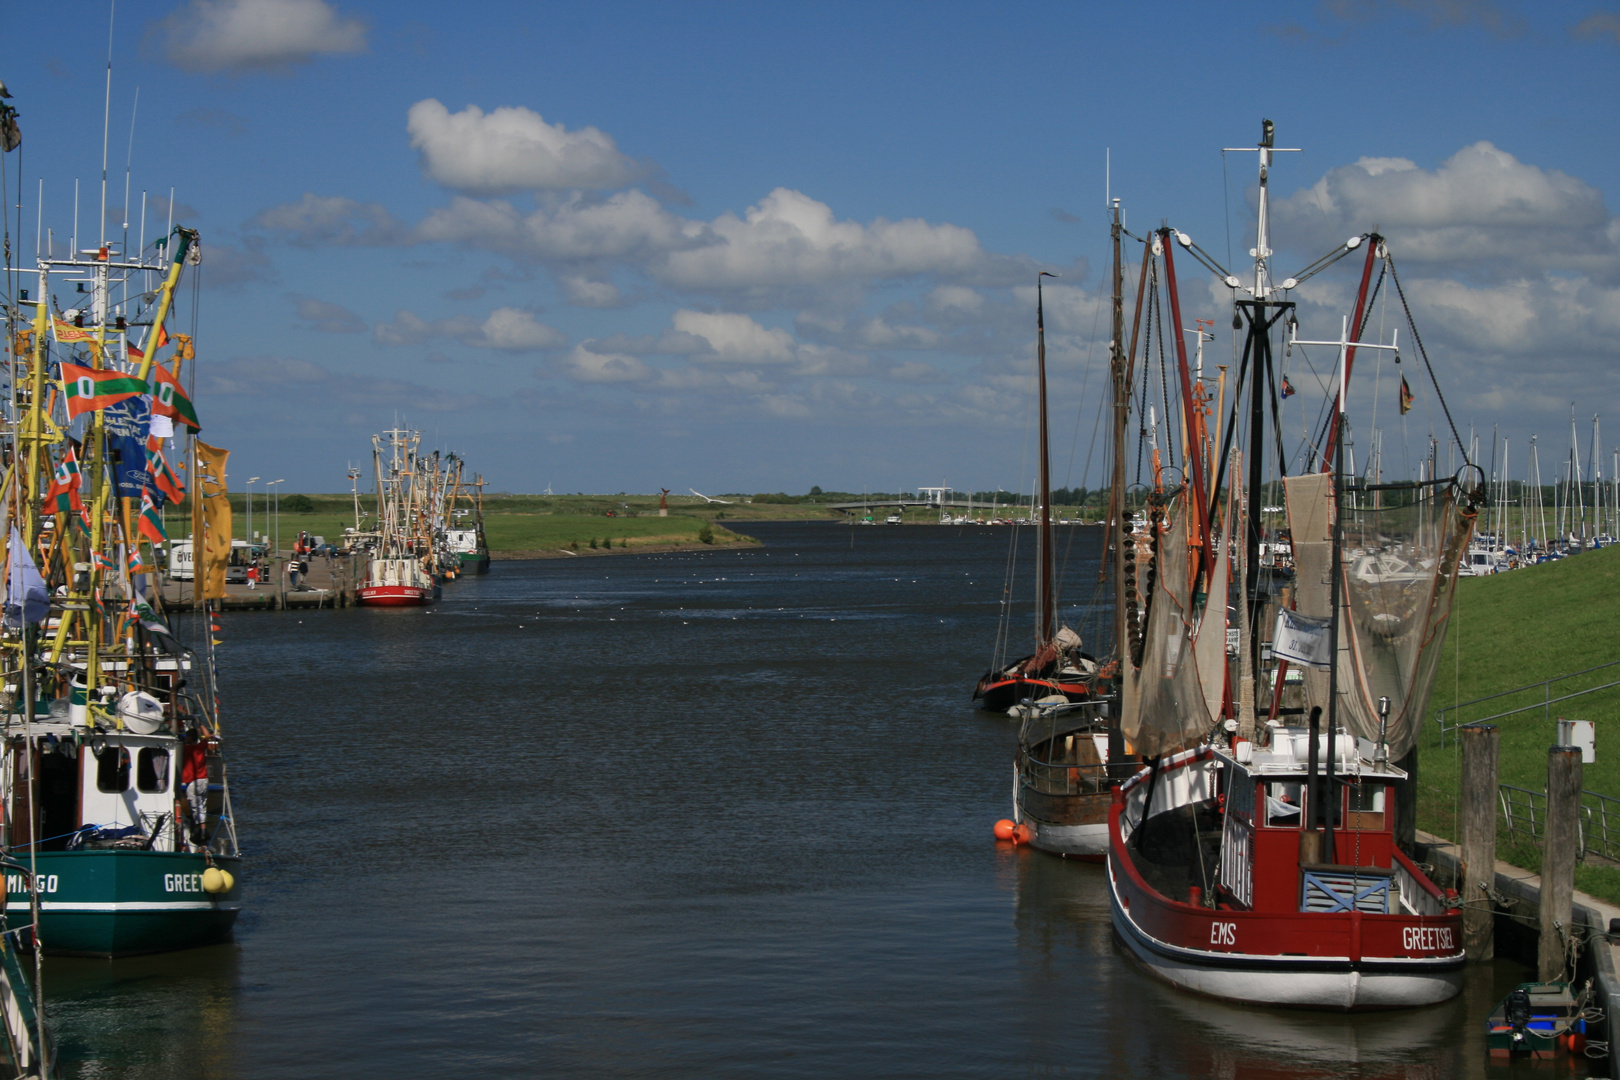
559,344,651,383
672,310,797,365
415,191,684,262
159,0,367,73
374,307,566,352
407,100,640,194
1276,142,1618,276
659,188,988,292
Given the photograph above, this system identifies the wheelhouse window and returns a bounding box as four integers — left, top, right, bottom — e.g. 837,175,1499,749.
1265,782,1305,827
96,747,131,793
135,748,169,794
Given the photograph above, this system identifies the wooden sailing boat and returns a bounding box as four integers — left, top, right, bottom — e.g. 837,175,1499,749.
1106,120,1470,1009
1006,206,1146,859
974,274,1098,715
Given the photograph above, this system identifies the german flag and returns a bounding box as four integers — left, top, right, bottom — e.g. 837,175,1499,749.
1399,375,1414,416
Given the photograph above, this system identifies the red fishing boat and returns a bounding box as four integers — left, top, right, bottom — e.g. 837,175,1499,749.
356,556,437,606
355,428,439,607
1105,120,1478,1009
1108,740,1464,1009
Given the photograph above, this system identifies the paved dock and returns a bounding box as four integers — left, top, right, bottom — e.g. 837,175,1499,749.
160,553,358,611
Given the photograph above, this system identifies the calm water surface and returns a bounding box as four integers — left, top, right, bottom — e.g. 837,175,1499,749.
44,523,1539,1077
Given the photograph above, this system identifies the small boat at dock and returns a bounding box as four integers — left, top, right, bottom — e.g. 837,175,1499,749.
1486,981,1596,1060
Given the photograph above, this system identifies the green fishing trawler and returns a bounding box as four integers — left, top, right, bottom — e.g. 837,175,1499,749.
3,195,242,958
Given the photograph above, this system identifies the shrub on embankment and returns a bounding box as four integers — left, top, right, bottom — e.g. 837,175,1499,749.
1417,543,1620,902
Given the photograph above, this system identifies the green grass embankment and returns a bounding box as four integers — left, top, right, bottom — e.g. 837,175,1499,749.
1416,544,1620,901
185,493,756,555
480,513,752,555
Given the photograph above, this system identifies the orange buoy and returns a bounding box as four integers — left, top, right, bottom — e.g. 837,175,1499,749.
993,819,1016,841
1012,823,1035,845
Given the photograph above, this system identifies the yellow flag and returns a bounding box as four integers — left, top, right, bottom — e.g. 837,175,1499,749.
195,441,232,600
53,318,97,343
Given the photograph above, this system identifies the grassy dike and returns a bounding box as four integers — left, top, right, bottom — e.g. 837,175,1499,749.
195,493,756,555
1416,543,1620,902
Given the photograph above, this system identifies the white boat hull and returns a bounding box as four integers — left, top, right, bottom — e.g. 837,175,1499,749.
1023,819,1108,860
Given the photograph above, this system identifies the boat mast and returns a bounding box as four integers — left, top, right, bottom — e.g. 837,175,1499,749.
1109,199,1128,666
1225,119,1298,730
1107,198,1131,768
1035,271,1056,646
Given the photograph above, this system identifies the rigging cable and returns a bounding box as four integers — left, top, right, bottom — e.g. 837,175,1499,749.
1387,254,1469,467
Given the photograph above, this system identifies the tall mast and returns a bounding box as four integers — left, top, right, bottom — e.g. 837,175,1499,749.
1035,272,1056,645
1223,119,1298,722
1109,199,1128,668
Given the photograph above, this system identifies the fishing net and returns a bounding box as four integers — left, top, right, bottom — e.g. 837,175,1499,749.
1122,493,1221,757
1284,472,1477,759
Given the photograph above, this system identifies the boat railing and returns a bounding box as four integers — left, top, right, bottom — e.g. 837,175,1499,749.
1392,847,1450,917
1019,755,1111,796
1499,782,1620,863
1434,658,1620,746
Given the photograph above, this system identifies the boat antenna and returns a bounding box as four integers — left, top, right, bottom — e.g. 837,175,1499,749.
122,86,138,253
100,0,116,258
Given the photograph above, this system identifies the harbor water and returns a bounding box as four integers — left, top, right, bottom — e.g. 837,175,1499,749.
45,523,1547,1077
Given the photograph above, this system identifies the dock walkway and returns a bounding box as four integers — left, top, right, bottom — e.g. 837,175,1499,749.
160,554,358,612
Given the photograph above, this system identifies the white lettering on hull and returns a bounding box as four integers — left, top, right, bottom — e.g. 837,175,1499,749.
5,874,57,895
1210,921,1237,946
1402,926,1456,952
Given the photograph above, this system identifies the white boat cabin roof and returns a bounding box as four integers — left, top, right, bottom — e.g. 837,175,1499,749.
1212,723,1408,784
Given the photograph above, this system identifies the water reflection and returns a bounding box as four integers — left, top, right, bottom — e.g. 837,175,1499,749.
23,526,1595,1079
1009,850,1562,1080
46,943,238,1079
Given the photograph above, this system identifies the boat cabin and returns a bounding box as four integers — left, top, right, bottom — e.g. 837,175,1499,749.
4,660,226,858
1212,726,1441,916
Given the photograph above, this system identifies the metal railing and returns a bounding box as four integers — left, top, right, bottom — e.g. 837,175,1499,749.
1434,658,1620,746
1496,783,1620,862
1019,757,1110,797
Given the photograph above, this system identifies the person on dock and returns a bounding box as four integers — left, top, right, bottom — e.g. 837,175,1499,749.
287,559,300,591
247,562,259,590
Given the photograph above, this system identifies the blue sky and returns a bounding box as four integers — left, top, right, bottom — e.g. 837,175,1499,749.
3,0,1617,495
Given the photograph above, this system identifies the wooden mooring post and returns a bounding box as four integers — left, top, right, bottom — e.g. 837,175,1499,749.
1459,724,1499,961
1539,745,1582,982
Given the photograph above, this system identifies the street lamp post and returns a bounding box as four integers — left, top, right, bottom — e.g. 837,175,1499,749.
267,480,286,559
246,477,260,546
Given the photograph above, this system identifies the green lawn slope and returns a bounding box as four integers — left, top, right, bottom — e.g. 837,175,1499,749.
1416,544,1620,900
168,493,756,555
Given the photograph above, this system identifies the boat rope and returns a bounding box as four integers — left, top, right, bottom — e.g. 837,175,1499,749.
1386,254,1469,465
